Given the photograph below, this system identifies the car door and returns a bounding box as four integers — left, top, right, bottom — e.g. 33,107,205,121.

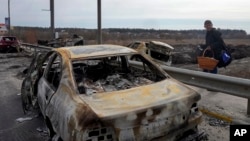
37,52,62,116
21,52,53,114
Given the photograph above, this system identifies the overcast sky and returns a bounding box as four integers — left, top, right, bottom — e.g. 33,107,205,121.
1,0,250,34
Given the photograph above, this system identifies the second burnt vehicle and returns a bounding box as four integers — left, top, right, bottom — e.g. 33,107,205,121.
21,44,202,141
127,41,174,66
37,34,84,48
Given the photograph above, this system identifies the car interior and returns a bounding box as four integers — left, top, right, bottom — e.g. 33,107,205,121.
72,54,167,94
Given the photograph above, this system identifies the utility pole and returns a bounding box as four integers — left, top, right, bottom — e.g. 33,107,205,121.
8,0,11,35
97,0,102,44
50,0,55,38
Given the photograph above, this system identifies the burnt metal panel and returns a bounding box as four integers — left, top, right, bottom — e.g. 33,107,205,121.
29,45,202,141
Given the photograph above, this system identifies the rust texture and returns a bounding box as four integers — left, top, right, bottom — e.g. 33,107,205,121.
22,45,202,141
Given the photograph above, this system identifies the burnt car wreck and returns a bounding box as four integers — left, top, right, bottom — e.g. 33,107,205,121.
127,41,174,66
21,45,202,141
37,34,84,48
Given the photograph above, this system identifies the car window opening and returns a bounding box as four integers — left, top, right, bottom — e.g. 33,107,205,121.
150,50,170,62
45,54,62,90
72,55,166,95
2,37,16,41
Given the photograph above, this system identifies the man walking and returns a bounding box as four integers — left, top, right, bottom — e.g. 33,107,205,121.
203,20,225,74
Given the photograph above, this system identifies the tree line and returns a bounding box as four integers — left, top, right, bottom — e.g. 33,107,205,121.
10,26,250,44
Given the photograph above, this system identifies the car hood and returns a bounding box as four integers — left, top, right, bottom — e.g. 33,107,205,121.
79,79,200,120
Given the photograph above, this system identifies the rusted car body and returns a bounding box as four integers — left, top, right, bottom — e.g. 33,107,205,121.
21,44,201,141
37,34,84,48
127,41,174,66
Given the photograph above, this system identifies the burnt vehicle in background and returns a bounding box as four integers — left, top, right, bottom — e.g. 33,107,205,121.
37,34,84,48
21,44,202,141
127,41,174,66
0,36,21,52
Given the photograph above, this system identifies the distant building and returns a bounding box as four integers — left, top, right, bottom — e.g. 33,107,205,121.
0,23,8,35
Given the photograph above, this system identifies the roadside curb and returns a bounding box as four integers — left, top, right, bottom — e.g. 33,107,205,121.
200,107,250,125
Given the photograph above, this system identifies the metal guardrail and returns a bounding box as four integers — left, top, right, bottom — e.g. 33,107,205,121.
130,61,250,115
161,65,250,98
21,43,53,51
161,65,250,115
19,43,250,115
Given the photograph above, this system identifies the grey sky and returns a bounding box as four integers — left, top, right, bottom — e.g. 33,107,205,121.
1,0,250,33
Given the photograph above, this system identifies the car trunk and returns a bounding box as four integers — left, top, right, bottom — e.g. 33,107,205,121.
79,79,201,140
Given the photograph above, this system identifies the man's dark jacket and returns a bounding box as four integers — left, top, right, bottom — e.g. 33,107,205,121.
205,28,225,60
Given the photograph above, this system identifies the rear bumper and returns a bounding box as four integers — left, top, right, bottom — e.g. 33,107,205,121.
0,45,11,50
71,111,202,141
116,111,203,141
153,111,203,141
0,45,17,51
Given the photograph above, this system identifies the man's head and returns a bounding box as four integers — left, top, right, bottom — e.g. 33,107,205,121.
204,20,213,31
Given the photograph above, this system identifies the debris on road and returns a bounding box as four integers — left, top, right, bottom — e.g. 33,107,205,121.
16,117,33,123
208,118,229,127
16,114,38,123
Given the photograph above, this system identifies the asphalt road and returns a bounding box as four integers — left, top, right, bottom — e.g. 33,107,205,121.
0,53,49,141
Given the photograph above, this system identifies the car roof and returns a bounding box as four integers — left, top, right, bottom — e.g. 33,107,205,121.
127,41,174,50
149,41,174,50
55,44,137,59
